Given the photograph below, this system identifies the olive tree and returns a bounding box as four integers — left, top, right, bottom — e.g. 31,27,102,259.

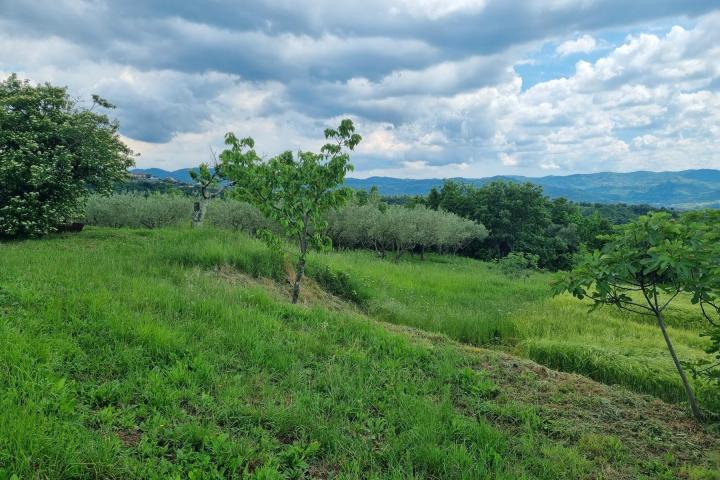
554,212,719,421
219,119,361,304
0,74,134,238
327,202,487,260
327,200,380,251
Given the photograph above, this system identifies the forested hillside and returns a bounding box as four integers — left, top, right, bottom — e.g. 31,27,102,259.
131,168,720,208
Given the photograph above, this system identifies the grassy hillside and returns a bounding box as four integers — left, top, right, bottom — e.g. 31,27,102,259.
0,228,718,478
316,251,719,410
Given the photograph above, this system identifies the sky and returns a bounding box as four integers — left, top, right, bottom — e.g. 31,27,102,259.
1,1,719,178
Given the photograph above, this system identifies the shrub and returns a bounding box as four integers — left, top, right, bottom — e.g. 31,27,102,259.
497,252,540,279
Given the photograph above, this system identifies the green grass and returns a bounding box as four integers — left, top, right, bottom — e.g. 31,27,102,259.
0,227,718,478
314,250,720,410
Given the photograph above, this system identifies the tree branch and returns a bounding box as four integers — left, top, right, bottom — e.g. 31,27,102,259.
659,289,682,312
700,301,719,327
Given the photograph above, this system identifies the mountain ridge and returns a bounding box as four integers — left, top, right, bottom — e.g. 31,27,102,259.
131,168,720,208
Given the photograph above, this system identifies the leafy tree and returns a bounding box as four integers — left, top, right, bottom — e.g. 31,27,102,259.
549,197,582,226
437,181,475,218
426,187,442,210
0,74,134,238
554,212,720,421
577,211,614,251
354,186,382,207
188,149,231,228
219,119,361,303
472,181,551,259
681,210,720,389
497,252,539,280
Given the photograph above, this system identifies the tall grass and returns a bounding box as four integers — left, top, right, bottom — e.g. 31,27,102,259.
0,227,602,479
79,193,720,411
314,250,720,411
0,227,717,477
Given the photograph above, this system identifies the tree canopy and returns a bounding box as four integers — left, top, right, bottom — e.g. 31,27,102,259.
422,180,592,269
0,74,134,238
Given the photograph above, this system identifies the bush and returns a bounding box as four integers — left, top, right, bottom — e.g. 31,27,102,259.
497,252,540,279
85,194,279,234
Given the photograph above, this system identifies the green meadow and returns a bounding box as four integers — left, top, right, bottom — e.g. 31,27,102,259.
316,250,720,410
0,227,718,479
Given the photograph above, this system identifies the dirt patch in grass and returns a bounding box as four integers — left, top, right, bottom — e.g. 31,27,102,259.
476,349,717,462
117,428,142,448
208,264,354,312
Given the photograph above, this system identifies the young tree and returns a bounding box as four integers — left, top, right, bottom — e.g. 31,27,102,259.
554,212,719,421
219,119,361,304
0,74,134,238
189,149,230,228
682,210,720,388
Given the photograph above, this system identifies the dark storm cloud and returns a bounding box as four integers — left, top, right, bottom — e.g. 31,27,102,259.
3,0,718,83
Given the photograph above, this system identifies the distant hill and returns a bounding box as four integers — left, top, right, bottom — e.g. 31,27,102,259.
131,168,197,183
130,168,720,208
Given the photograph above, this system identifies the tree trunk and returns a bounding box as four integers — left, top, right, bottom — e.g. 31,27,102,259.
291,216,309,304
291,256,305,304
191,200,207,228
657,312,704,421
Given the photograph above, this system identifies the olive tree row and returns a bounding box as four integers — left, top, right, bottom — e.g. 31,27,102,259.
85,194,279,234
328,202,488,261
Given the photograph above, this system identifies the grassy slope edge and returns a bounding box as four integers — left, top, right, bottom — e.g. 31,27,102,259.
0,227,718,479
315,250,719,411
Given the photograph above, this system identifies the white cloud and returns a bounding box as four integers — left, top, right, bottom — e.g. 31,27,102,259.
556,34,598,56
392,0,487,19
2,5,720,177
366,13,720,176
499,153,519,166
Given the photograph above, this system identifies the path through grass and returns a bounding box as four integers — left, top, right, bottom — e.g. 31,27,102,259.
316,250,719,410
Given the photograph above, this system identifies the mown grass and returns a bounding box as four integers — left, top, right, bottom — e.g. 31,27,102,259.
0,227,718,478
314,250,720,411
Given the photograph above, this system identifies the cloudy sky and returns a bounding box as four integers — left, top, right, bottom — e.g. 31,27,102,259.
2,1,719,178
